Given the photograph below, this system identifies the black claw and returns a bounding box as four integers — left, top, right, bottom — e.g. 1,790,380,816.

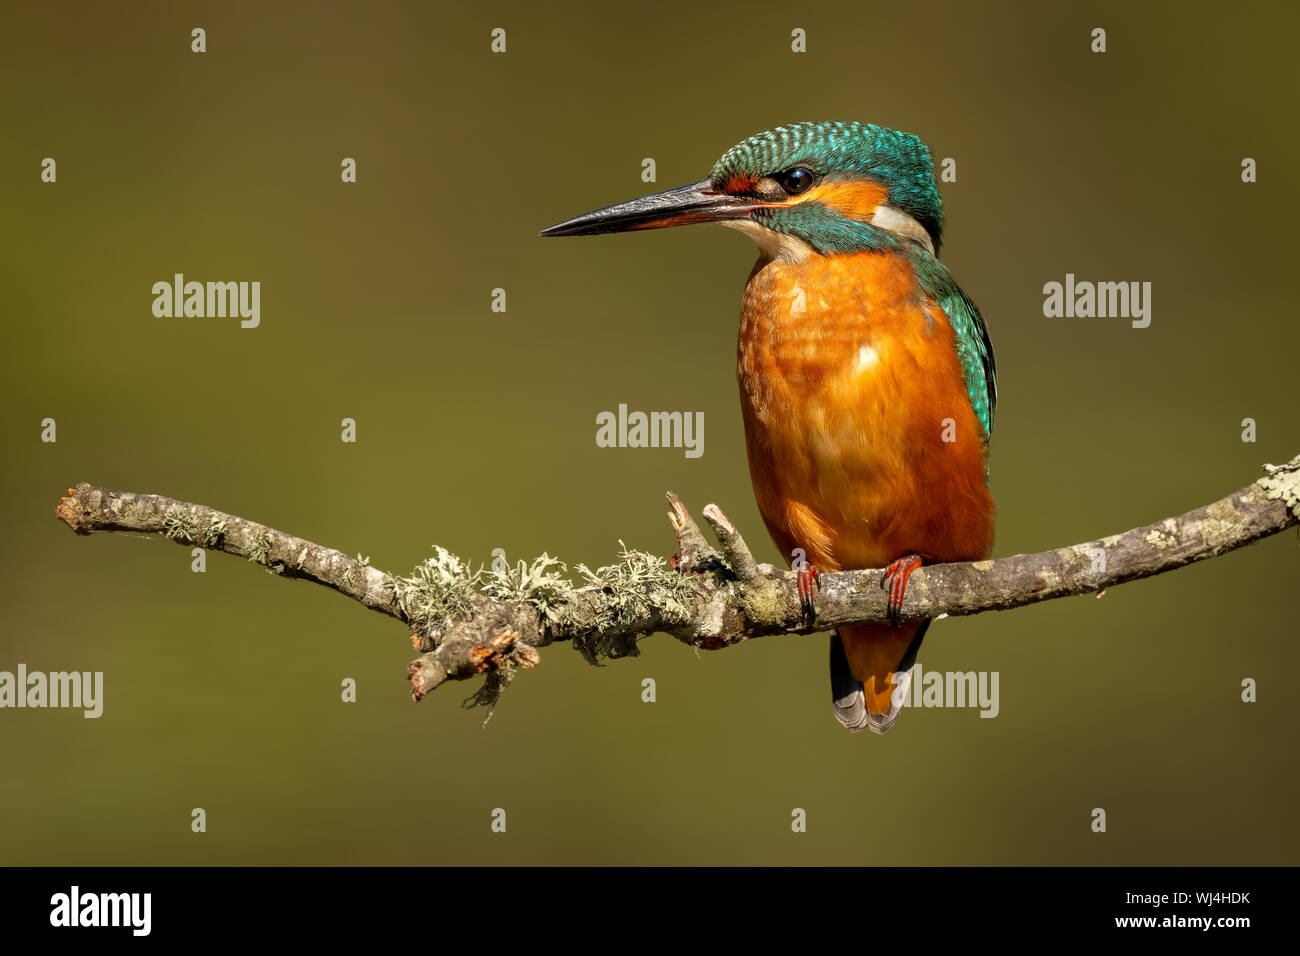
796,565,819,626
881,553,922,628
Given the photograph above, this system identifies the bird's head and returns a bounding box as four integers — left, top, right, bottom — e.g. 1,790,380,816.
540,121,944,261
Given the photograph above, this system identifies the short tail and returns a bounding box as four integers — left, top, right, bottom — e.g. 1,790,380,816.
829,621,930,734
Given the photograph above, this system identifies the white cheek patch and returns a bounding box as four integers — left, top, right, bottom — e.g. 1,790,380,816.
870,204,935,256
720,218,816,263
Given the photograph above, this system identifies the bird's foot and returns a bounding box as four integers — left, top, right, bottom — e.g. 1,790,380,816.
880,553,923,626
797,564,821,626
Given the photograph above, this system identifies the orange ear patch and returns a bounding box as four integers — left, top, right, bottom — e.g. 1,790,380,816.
796,178,888,222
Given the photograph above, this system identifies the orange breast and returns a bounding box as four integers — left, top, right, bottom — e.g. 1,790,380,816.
737,251,994,573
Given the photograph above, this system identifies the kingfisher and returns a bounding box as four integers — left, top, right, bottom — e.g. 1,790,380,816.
541,121,996,733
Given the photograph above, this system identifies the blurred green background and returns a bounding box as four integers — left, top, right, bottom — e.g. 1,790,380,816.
1,0,1296,865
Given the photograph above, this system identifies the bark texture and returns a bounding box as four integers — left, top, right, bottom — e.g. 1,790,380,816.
54,453,1300,708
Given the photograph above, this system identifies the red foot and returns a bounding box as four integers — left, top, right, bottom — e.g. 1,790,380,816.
797,565,821,626
880,553,923,625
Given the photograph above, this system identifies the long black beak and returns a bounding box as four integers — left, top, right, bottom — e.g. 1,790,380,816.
539,178,762,237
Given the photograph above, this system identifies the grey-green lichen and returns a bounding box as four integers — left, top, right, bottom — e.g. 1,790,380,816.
243,530,272,565
394,546,481,638
388,540,706,673
165,507,227,548
741,578,791,628
1259,456,1300,522
1199,499,1243,550
197,517,227,548
1144,528,1177,550
163,506,197,543
482,553,570,629
567,543,699,663
462,668,514,727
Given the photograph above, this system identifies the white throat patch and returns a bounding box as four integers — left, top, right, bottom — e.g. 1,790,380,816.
720,206,934,261
719,219,815,263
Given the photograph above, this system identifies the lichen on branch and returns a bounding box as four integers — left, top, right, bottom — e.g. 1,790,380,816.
54,453,1300,721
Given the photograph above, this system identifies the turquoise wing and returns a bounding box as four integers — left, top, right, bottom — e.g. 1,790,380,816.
937,286,996,442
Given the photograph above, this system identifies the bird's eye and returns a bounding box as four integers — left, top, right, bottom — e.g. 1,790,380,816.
779,168,814,196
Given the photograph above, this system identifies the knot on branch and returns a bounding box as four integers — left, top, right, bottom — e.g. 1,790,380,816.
407,626,540,699
468,629,539,673
408,625,542,727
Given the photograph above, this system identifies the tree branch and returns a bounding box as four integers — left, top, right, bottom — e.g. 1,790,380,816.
54,484,403,619
54,454,1300,716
